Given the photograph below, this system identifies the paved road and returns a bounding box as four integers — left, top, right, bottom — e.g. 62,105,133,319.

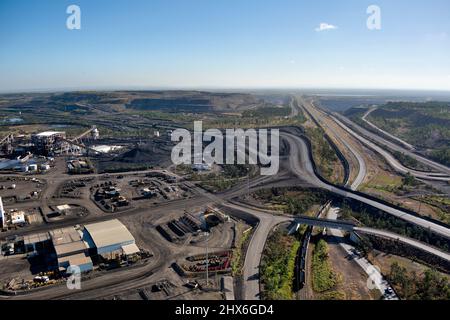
299,98,367,190
295,97,396,299
362,107,415,151
289,97,301,118
304,100,398,298
356,227,450,263
333,113,450,178
2,128,449,300
221,203,289,300
343,135,366,190
326,207,398,300
284,133,450,240
283,124,449,299
331,115,450,181
294,101,397,299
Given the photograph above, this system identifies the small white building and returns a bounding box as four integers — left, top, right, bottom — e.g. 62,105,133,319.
11,211,26,225
56,204,71,214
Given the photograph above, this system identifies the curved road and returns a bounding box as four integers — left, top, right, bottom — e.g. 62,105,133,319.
287,102,397,299
297,98,398,298
299,98,367,190
284,133,450,240
326,207,398,300
237,130,450,301
362,108,415,151
2,131,449,301
333,113,450,179
331,115,450,181
222,203,290,300
356,227,450,263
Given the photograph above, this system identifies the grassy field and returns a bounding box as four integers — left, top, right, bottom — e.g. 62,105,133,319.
361,170,403,194
412,195,450,224
231,226,253,276
260,229,300,300
253,188,329,215
311,239,342,296
190,165,255,193
305,127,344,184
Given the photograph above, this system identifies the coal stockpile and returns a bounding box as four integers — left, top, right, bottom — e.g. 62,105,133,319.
156,225,173,242
96,142,172,173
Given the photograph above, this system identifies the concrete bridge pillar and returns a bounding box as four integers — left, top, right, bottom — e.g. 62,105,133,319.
350,231,361,244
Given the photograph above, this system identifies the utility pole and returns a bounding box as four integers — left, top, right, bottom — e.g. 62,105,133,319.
200,209,210,288
247,174,249,199
418,195,423,215
205,231,209,288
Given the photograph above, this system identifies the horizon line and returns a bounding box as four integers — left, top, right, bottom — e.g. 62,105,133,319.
2,86,450,96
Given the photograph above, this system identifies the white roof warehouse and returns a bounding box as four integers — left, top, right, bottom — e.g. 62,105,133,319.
83,219,139,256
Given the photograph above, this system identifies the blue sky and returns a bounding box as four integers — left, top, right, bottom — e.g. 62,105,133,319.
0,0,449,92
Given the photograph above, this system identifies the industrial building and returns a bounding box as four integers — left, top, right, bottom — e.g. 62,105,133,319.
10,211,26,225
31,131,66,155
0,157,51,173
83,219,140,258
67,158,94,174
24,232,51,255
8,219,139,274
49,227,93,273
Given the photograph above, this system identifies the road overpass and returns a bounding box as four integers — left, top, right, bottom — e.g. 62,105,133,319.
291,215,356,232
283,132,450,240
289,215,450,264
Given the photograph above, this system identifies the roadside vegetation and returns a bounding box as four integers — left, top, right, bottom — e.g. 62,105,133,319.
192,165,255,192
360,102,450,167
392,151,432,171
253,187,329,215
388,262,450,300
412,195,450,223
311,239,344,299
204,105,306,130
231,226,253,276
430,148,450,167
305,127,343,184
339,204,450,252
242,106,291,118
361,170,403,194
360,171,450,224
260,229,300,300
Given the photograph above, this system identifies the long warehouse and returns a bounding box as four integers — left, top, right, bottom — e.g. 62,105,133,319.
82,219,140,259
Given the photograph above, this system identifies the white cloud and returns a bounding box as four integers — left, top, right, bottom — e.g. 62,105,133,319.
315,23,338,32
